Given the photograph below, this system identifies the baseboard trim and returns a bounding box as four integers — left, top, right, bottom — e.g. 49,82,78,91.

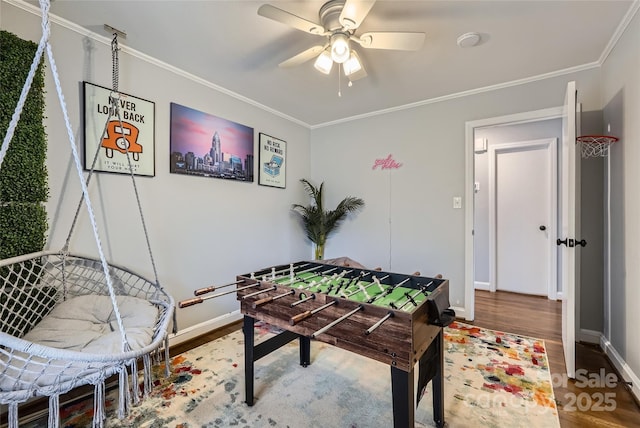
474,281,491,291
600,335,640,403
168,310,243,347
451,305,469,321
578,329,602,344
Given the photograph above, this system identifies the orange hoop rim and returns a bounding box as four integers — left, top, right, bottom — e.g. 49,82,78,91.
576,135,619,144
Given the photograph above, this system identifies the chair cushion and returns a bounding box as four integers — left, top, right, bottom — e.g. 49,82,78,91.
23,294,159,354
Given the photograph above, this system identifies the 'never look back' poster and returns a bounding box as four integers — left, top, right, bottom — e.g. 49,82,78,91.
83,81,155,176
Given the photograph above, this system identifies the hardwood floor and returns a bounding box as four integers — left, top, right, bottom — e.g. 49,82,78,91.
5,291,639,427
145,291,640,427
472,289,640,427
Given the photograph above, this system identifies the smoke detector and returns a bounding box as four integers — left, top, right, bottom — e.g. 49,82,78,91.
457,32,480,48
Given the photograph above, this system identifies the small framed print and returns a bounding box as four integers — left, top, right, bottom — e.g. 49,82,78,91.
83,81,155,177
258,133,286,188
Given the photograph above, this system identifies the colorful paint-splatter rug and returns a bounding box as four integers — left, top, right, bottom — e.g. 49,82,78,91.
417,321,559,427
26,321,559,427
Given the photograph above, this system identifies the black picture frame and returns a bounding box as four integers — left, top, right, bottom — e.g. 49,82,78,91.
258,133,287,189
82,81,156,177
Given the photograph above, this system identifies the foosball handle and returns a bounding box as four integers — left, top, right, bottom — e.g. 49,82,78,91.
179,297,203,308
290,311,312,325
194,285,215,296
252,296,273,308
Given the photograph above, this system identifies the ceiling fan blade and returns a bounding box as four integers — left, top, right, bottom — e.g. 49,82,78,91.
339,0,376,30
258,4,327,36
278,45,326,68
355,32,426,50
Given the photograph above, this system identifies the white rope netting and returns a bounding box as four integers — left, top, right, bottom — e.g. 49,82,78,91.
577,135,618,158
0,1,174,427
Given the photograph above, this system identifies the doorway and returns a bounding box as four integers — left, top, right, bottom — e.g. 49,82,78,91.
472,119,562,301
489,138,557,297
463,106,564,322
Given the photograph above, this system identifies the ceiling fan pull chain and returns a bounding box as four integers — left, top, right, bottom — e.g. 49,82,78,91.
338,63,342,97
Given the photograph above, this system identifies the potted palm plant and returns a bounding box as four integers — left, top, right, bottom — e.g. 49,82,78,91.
291,178,365,260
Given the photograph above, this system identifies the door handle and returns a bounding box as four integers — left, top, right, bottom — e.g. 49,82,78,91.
556,238,586,247
539,225,546,231
557,238,573,247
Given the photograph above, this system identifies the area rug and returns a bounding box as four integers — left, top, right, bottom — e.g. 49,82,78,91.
24,321,559,427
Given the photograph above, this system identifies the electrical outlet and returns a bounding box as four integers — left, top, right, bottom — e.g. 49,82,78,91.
453,197,462,209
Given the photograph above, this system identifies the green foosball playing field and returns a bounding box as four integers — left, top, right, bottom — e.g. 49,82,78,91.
273,268,431,312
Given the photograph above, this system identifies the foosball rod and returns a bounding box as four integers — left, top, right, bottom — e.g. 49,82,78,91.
294,268,341,290
364,311,394,335
193,279,246,296
366,276,412,304
332,270,367,295
311,305,364,338
289,266,338,286
337,271,374,297
322,269,355,293
179,281,263,308
342,274,390,298
193,263,313,297
252,289,295,308
290,293,316,307
260,262,312,279
390,282,433,310
241,285,277,299
273,263,323,280
290,299,338,325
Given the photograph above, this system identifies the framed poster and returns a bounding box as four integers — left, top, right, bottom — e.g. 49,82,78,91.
83,82,155,176
258,133,286,188
169,103,254,182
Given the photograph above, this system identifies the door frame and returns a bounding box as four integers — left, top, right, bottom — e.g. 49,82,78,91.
488,138,558,299
464,106,563,321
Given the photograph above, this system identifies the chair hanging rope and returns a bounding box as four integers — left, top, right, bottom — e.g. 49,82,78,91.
0,2,175,427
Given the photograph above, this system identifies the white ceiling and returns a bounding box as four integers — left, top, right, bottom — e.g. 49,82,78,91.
38,0,635,127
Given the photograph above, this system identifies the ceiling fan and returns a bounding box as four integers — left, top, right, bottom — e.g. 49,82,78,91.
258,0,425,81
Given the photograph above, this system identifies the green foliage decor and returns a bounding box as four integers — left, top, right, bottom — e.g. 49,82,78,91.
0,30,49,260
291,179,364,260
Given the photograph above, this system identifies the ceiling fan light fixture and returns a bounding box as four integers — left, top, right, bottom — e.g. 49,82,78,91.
343,52,362,76
330,32,350,63
314,50,334,74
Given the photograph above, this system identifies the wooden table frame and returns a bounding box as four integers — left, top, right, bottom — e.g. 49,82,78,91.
242,314,445,428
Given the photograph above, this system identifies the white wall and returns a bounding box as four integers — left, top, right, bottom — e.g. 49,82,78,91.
601,4,640,400
4,3,638,399
473,119,562,285
1,1,312,337
310,71,603,313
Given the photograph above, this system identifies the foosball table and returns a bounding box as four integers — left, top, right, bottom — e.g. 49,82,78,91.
180,261,454,428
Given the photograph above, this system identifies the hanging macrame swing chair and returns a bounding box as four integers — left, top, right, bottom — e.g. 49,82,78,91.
0,2,175,427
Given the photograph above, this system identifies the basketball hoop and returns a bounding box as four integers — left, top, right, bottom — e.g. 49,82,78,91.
576,135,618,158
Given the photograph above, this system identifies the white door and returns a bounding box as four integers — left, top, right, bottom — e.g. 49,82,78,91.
490,139,557,296
560,81,578,378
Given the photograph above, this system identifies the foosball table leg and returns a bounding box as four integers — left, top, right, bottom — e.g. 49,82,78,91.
390,365,414,428
299,335,311,367
432,330,445,428
243,315,256,406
